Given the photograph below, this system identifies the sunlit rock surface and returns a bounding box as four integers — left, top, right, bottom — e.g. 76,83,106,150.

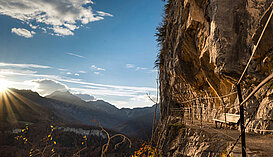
157,0,273,156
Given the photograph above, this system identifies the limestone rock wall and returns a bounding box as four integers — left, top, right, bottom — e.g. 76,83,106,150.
157,125,232,156
158,0,273,133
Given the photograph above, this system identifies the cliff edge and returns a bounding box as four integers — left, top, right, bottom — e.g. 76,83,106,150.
155,0,273,156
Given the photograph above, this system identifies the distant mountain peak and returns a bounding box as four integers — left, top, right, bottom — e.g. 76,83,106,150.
8,88,41,97
46,90,84,104
49,90,71,95
74,93,95,102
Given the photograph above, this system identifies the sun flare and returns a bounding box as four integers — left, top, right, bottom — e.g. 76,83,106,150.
0,79,10,92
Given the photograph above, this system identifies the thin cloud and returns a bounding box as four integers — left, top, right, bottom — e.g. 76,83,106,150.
94,72,100,75
70,87,156,108
29,24,38,29
0,62,51,69
91,65,105,71
136,67,148,71
0,69,37,75
126,64,135,69
58,78,156,93
11,28,35,38
130,94,158,103
96,11,113,17
53,26,74,36
58,68,69,71
79,71,86,73
1,69,156,92
126,64,154,72
66,53,86,59
149,69,159,73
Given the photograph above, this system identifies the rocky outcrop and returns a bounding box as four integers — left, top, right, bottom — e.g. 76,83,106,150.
156,117,234,157
156,0,273,155
158,0,273,131
158,127,232,156
245,83,273,133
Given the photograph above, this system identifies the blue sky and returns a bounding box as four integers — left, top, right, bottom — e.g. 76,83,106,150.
0,0,165,108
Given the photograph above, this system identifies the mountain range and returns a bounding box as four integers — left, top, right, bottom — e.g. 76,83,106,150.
0,88,159,139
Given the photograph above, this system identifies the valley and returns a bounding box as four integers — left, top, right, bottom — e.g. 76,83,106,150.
0,88,159,156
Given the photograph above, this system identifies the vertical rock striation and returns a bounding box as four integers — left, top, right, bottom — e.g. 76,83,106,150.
156,0,273,155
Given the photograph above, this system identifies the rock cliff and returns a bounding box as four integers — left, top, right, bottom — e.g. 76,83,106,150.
155,0,273,156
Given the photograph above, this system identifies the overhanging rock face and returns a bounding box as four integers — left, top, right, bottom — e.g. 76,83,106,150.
158,0,273,145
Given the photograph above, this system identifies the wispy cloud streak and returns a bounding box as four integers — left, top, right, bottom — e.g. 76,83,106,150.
66,53,86,59
0,62,51,69
0,69,156,92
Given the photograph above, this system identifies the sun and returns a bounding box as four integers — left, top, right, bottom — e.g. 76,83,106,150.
0,79,10,92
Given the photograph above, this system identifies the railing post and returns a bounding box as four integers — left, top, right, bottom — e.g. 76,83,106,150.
236,84,246,157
